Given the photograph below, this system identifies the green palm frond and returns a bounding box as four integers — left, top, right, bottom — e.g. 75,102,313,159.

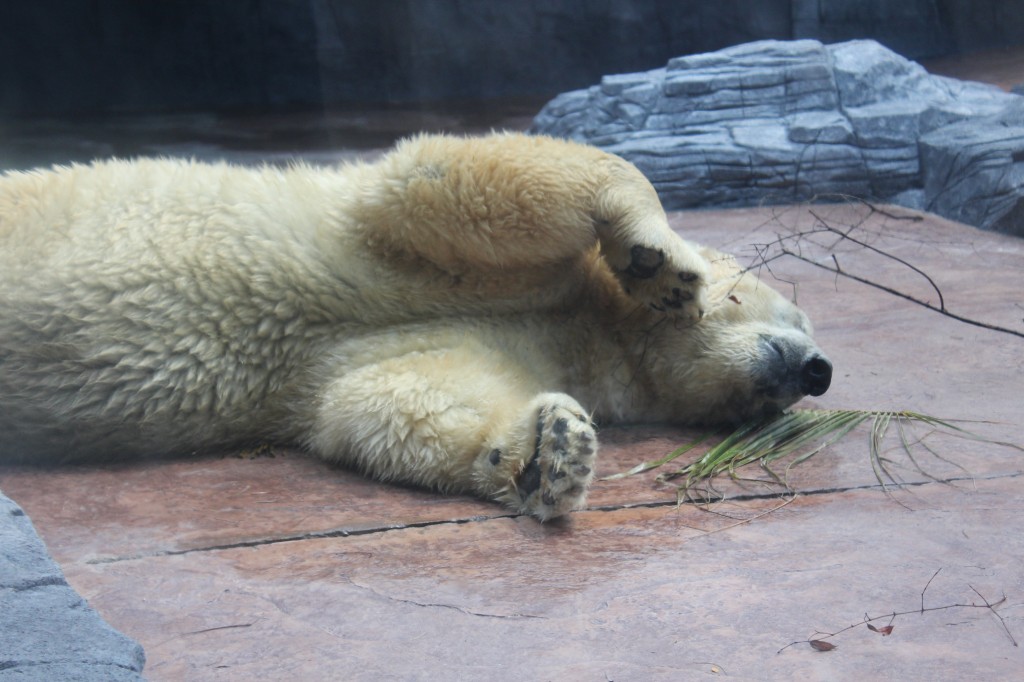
606,409,1022,504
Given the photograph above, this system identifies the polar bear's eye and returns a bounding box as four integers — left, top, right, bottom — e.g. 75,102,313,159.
790,310,812,334
769,300,812,333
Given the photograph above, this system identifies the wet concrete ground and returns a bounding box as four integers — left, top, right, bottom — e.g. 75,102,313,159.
2,47,1023,680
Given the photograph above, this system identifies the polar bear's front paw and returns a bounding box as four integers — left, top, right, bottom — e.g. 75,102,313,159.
618,243,709,324
516,404,597,521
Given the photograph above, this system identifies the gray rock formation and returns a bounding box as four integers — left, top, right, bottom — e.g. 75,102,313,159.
532,39,1024,236
1,491,146,680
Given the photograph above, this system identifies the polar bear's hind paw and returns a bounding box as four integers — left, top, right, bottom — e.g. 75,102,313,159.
516,405,597,520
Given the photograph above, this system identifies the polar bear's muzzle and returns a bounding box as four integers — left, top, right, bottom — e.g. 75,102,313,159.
757,335,833,400
799,354,833,396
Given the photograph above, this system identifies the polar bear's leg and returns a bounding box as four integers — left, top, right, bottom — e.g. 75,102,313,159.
588,157,711,323
356,133,709,322
593,180,712,323
306,351,596,520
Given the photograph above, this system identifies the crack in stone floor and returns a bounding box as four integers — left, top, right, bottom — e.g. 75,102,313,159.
83,471,1020,565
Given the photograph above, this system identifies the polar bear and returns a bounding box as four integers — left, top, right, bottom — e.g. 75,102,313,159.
0,132,831,519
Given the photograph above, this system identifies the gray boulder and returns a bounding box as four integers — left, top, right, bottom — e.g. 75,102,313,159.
532,39,1024,235
919,98,1024,235
0,491,146,680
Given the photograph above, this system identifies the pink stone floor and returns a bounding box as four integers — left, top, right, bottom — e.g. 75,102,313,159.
2,47,1023,681
3,203,1022,680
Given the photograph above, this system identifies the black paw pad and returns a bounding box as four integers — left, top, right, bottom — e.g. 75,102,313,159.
519,453,542,497
548,468,567,481
551,417,570,452
624,245,664,279
552,417,569,435
661,287,695,309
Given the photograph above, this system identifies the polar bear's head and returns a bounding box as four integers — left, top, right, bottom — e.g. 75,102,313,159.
642,248,832,425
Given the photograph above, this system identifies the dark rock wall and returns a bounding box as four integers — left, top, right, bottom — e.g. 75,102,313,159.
0,0,1020,116
0,2,323,116
309,0,791,105
791,0,1022,58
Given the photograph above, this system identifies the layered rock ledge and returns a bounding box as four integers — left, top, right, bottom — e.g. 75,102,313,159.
532,39,1024,235
1,491,146,680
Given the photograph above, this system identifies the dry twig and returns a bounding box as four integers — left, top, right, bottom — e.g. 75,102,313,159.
777,568,1018,653
749,199,1024,339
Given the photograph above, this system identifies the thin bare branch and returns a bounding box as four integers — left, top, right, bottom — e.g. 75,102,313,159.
969,584,1019,647
777,573,1017,654
807,209,946,311
741,200,1024,340
922,567,942,612
782,250,1024,339
853,197,926,222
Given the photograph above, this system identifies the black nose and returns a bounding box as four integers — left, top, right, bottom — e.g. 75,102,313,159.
800,354,833,396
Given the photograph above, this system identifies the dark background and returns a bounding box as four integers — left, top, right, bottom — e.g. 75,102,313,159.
1,0,1021,117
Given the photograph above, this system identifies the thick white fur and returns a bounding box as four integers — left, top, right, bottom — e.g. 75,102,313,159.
0,133,824,519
